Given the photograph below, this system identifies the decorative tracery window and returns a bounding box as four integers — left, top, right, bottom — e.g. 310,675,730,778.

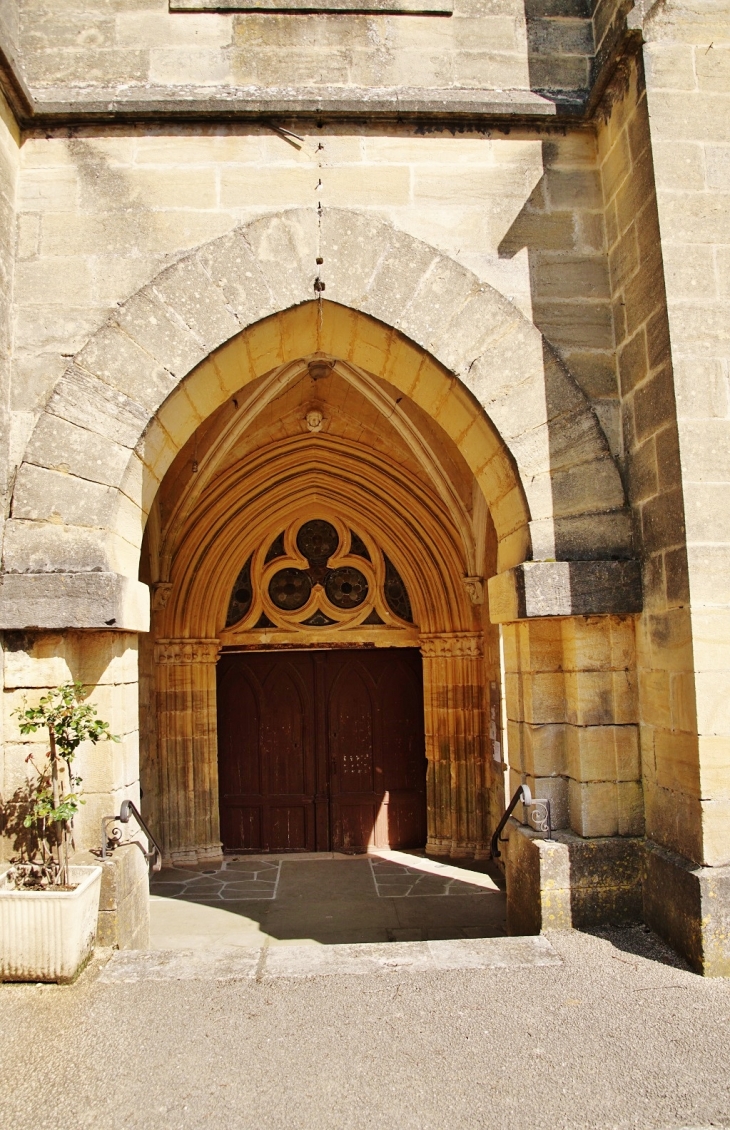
224,517,414,635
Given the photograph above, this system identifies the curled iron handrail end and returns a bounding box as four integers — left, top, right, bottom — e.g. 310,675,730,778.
100,799,163,874
490,783,532,860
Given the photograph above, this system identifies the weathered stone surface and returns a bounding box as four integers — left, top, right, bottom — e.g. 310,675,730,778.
150,256,242,354
320,208,402,310
506,823,643,934
75,844,150,950
489,560,643,623
11,463,118,528
644,839,730,977
0,572,149,631
44,364,150,448
530,510,635,562
360,229,442,336
24,412,132,487
196,229,280,328
113,288,207,380
3,518,114,575
241,209,318,312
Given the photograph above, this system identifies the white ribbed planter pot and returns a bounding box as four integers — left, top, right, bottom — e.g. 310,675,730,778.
0,865,102,983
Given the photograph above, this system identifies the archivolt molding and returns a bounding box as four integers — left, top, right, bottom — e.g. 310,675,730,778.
5,207,632,630
157,435,475,641
157,354,479,582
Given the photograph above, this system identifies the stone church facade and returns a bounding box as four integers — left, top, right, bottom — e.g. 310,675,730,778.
0,0,728,973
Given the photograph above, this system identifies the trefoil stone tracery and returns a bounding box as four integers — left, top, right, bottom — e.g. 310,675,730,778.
222,515,415,641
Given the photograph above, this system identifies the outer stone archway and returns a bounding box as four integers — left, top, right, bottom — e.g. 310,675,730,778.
0,208,647,947
0,207,634,632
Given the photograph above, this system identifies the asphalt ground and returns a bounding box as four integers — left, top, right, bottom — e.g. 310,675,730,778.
1,925,729,1130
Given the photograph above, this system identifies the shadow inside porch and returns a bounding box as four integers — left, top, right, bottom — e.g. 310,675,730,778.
149,851,507,950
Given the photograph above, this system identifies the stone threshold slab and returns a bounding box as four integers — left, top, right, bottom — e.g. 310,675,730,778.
99,935,559,983
369,849,501,891
173,0,453,9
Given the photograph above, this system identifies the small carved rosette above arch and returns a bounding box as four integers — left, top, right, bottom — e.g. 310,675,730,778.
222,515,417,645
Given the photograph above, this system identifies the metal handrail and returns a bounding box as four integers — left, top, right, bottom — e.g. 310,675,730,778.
101,799,162,873
490,783,532,859
490,783,554,858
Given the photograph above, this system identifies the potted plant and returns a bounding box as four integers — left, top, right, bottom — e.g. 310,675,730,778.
0,682,119,983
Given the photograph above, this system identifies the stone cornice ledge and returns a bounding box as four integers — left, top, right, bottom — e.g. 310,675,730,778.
488,560,643,623
12,84,556,124
0,573,150,632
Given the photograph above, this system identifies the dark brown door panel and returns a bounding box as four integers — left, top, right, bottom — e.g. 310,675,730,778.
217,649,426,853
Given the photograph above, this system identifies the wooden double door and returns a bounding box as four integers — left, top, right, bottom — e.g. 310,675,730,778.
217,649,426,853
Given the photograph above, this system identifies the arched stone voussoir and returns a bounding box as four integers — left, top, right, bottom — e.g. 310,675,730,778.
193,211,319,338
147,256,242,358
74,325,180,417
43,364,152,451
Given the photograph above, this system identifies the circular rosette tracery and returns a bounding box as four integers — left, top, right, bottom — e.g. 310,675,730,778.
268,568,312,611
325,566,368,609
296,519,339,564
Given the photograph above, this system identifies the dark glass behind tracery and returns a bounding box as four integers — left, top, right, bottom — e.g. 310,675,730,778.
225,555,253,626
349,530,371,561
325,566,368,609
269,568,312,611
226,520,414,629
303,610,338,626
384,556,413,622
264,531,286,563
296,519,339,564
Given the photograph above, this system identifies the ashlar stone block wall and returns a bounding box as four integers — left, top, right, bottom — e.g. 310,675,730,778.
9,123,618,493
504,614,642,838
639,0,730,869
0,631,140,863
0,91,18,565
4,0,609,108
595,47,698,862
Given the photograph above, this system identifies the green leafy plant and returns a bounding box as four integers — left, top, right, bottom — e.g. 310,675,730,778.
9,682,119,889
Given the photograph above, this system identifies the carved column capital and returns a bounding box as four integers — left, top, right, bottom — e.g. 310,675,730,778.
420,633,482,659
154,638,221,665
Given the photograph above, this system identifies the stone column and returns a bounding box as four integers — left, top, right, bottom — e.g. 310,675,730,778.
420,633,488,858
154,638,222,865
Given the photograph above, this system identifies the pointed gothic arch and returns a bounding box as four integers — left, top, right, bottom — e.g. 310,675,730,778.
2,207,631,631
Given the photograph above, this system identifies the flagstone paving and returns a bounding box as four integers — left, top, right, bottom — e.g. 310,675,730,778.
149,851,507,949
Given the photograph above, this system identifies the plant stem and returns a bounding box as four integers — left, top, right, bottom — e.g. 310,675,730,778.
49,727,64,885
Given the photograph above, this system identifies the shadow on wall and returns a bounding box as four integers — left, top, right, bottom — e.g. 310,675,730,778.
524,0,635,115
498,139,631,564
0,781,40,862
